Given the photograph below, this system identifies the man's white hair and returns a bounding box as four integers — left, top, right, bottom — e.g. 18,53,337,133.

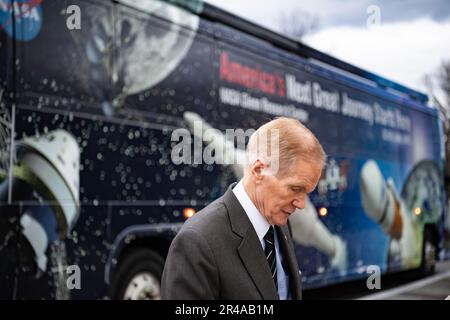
245,117,325,177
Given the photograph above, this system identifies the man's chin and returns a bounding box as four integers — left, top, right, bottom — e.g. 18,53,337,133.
274,214,290,226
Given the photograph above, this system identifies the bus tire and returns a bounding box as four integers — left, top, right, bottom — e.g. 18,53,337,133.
111,248,164,300
419,228,436,277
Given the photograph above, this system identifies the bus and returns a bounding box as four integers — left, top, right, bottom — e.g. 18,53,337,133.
0,0,449,299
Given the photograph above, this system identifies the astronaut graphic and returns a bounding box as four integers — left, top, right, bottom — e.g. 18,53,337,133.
72,0,200,116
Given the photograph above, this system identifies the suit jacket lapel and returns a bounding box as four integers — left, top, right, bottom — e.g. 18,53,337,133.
222,184,279,300
276,225,302,300
237,228,279,300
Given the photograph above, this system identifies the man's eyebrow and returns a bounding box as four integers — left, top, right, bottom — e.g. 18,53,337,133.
289,184,306,190
289,182,318,194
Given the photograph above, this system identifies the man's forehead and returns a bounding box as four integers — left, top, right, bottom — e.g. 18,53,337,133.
286,161,323,181
294,158,323,172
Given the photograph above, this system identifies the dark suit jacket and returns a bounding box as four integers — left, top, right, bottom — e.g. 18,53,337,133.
161,183,302,300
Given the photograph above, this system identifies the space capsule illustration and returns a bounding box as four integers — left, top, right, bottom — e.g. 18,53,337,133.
0,129,81,273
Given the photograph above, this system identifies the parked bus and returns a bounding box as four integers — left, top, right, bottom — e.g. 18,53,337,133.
0,0,449,299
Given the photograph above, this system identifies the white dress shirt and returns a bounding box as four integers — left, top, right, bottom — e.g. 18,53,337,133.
232,180,290,300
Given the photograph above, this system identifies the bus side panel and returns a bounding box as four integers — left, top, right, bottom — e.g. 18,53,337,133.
12,0,115,299
108,3,224,248
211,25,446,288
11,0,225,299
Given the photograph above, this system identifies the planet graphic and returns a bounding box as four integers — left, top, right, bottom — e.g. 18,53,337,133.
401,160,444,225
75,0,200,115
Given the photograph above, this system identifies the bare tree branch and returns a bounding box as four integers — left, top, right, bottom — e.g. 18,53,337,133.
438,60,450,108
277,9,319,40
422,60,450,191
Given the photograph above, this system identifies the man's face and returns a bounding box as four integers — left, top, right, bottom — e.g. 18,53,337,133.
253,158,323,226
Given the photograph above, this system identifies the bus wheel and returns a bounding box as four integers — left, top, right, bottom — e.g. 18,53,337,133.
111,248,164,300
420,229,436,276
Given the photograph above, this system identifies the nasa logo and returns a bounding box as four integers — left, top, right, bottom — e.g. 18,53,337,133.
318,158,349,195
0,0,43,41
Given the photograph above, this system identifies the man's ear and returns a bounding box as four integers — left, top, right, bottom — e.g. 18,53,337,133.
250,159,268,183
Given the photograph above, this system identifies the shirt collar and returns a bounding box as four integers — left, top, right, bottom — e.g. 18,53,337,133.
232,180,271,242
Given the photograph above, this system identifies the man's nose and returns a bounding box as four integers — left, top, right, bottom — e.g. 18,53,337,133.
292,197,305,210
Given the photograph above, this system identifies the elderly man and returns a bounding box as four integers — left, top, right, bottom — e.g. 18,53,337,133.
161,117,325,300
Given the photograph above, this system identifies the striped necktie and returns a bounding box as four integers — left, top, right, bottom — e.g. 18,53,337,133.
264,226,278,290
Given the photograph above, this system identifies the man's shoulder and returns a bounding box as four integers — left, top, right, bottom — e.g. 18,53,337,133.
180,195,230,237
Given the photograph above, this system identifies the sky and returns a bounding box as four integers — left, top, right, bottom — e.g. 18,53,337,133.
206,0,450,105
